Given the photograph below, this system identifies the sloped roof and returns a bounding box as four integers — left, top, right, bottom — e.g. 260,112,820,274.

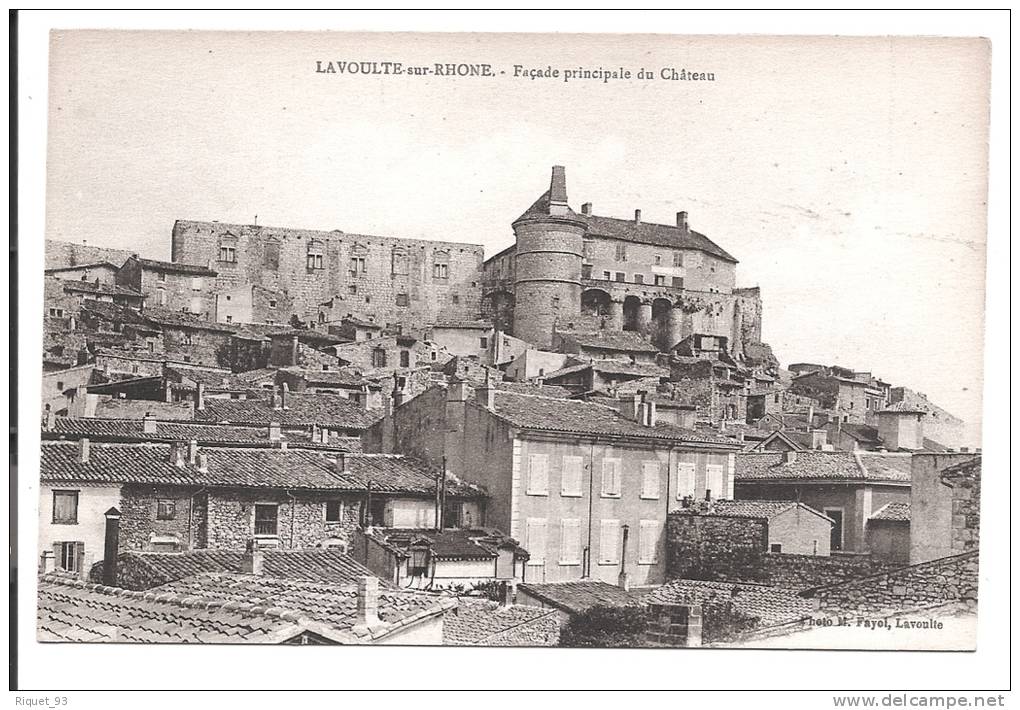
641,579,814,627
487,391,739,447
443,599,558,646
113,549,387,590
518,581,642,615
565,331,659,353
79,300,150,325
376,528,526,561
869,502,911,522
281,368,369,388
140,308,235,332
62,280,144,298
695,499,832,522
45,261,120,273
196,392,382,430
735,451,911,484
940,456,981,485
134,257,217,276
584,214,737,263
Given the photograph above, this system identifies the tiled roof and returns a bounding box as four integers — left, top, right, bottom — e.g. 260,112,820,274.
566,331,659,353
39,442,481,495
46,261,120,273
114,549,387,590
93,399,196,421
196,392,382,430
840,423,882,445
487,391,738,447
641,579,814,627
141,308,235,332
693,500,830,521
340,315,383,329
735,451,911,484
154,573,455,639
376,528,526,561
282,368,369,388
165,366,249,388
135,257,217,276
869,502,911,522
80,300,150,325
512,190,585,225
582,214,738,263
431,320,492,330
517,581,642,615
490,381,572,399
591,360,669,378
443,599,558,645
940,456,981,484
62,281,144,298
38,572,453,644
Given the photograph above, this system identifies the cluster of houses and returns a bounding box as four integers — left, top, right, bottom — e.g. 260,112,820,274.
37,168,981,647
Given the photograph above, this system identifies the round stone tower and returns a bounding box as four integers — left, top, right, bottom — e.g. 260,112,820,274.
511,166,588,348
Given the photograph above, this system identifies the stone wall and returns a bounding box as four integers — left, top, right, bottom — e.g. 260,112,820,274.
762,552,896,590
948,466,981,555
476,611,561,647
809,550,979,615
119,485,202,552
644,603,701,647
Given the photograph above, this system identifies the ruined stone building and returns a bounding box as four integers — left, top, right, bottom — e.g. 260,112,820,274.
481,166,766,357
170,219,485,331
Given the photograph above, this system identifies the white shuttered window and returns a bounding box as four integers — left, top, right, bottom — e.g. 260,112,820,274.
640,461,660,499
601,459,622,497
526,518,547,564
677,461,697,499
638,520,661,564
561,456,584,497
599,519,620,564
559,519,581,565
527,454,549,495
706,464,725,500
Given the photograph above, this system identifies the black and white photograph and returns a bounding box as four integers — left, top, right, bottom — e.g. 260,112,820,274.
12,9,1011,698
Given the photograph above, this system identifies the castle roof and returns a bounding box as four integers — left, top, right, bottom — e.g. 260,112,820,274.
582,213,737,263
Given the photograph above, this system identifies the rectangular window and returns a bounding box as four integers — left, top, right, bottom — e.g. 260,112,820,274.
399,350,411,368
225,315,233,323
672,276,684,288
269,299,277,308
640,461,660,499
325,501,343,523
57,541,84,573
673,252,684,267
372,349,387,368
603,271,612,280
825,508,845,551
349,257,366,277
451,294,460,304
433,263,449,279
254,504,279,537
156,500,176,520
654,275,666,286
525,518,547,564
191,277,203,291
676,461,696,500
599,519,620,564
395,293,409,307
527,454,549,496
706,463,725,500
479,337,488,349
770,543,783,553
219,246,236,263
601,458,621,497
56,381,64,391
48,308,64,318
615,244,627,261
633,274,644,284
559,519,581,565
654,254,662,265
348,285,357,295
52,491,79,525
638,520,660,564
560,455,583,497
614,272,625,282
581,264,593,279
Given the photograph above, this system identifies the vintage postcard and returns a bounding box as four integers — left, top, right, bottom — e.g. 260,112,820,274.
30,27,990,657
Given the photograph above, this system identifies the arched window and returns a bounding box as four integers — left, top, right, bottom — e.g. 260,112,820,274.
218,232,238,263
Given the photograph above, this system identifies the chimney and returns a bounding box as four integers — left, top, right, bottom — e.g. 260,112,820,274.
499,580,514,607
196,452,209,473
357,575,381,628
268,421,282,442
170,442,186,468
270,388,280,409
676,211,689,231
68,314,77,331
102,507,121,586
290,335,299,367
196,382,205,411
548,165,568,215
476,370,496,410
621,394,641,422
447,377,468,404
280,382,290,410
321,427,330,444
783,450,797,464
142,411,157,435
644,400,657,427
164,382,173,403
43,405,55,431
686,605,703,647
188,439,198,465
634,209,642,224
39,550,55,574
806,405,815,430
241,539,264,576
78,438,91,464
618,525,630,591
334,454,346,474
581,202,592,216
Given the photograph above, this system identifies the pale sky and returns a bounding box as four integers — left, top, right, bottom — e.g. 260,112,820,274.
45,31,990,437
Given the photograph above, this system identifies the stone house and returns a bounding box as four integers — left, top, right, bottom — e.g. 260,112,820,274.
45,260,122,285
327,315,384,342
554,330,661,365
138,308,237,367
734,451,913,556
865,502,910,564
116,255,218,317
427,321,496,365
909,454,981,564
788,367,872,424
38,439,486,575
332,335,445,377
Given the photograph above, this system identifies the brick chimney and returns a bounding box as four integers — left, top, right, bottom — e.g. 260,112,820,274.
142,411,157,435
811,429,828,450
356,576,381,628
676,211,689,231
621,393,642,422
196,452,209,473
102,506,121,586
241,539,264,576
43,405,55,431
634,209,642,224
78,438,90,464
39,550,55,574
476,370,496,410
188,439,198,465
581,202,592,216
268,421,282,442
644,399,657,427
196,382,205,411
280,382,290,410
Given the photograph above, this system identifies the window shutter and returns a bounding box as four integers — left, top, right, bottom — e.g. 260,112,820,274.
74,542,85,574
602,459,621,497
706,464,724,500
526,518,547,563
639,521,660,564
561,456,583,497
641,461,660,499
677,462,697,499
599,519,620,564
560,519,581,564
527,454,549,495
